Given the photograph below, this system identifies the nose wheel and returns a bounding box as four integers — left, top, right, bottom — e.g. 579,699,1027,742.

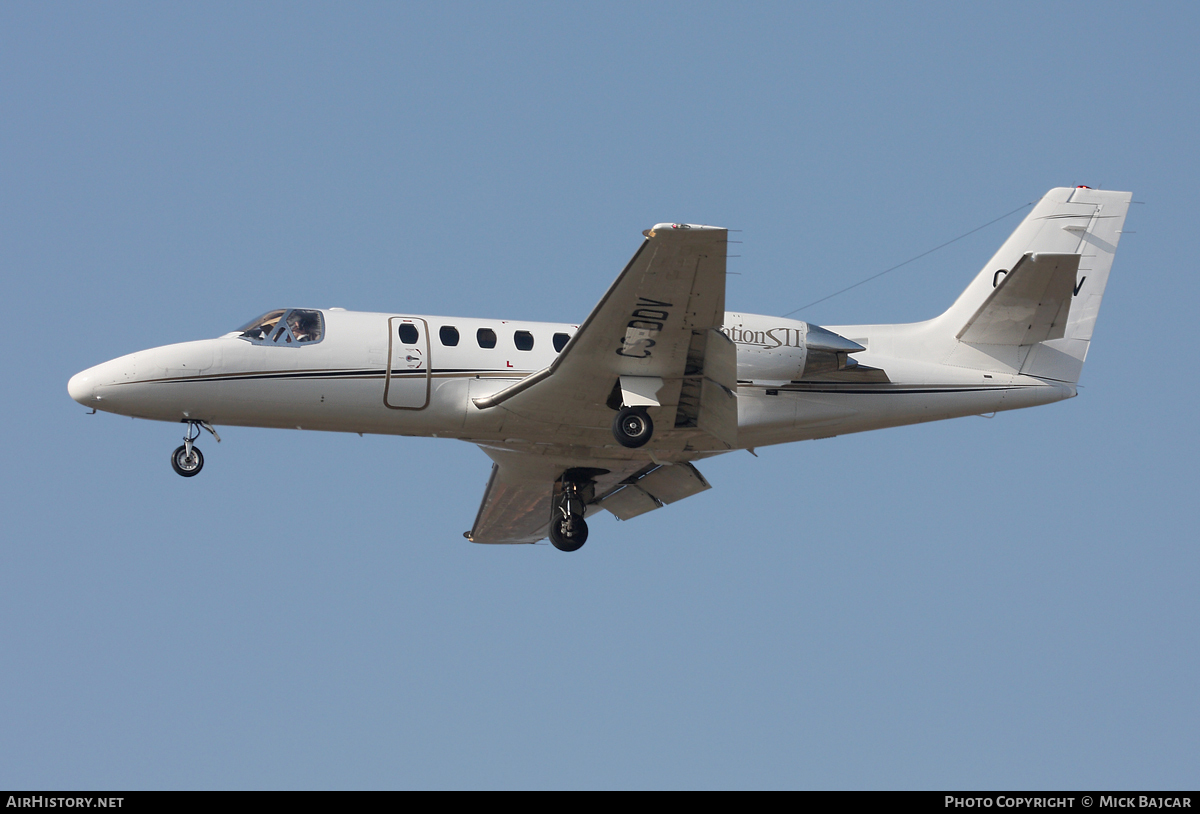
171,420,220,478
171,444,204,477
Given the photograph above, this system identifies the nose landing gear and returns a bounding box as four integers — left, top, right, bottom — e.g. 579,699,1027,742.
171,420,220,478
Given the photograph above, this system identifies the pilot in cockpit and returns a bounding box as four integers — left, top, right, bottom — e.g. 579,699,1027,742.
287,310,320,343
237,309,323,345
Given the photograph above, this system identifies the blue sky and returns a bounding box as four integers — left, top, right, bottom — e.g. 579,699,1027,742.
3,1,1197,789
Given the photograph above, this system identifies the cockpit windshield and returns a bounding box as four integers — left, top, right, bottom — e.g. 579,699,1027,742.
237,309,324,345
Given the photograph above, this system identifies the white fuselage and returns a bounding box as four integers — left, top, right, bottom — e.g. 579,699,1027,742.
68,308,1074,456
64,187,1125,549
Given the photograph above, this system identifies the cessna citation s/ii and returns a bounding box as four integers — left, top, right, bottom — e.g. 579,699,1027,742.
68,187,1130,551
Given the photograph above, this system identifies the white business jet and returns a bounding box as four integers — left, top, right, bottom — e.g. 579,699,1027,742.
68,186,1130,551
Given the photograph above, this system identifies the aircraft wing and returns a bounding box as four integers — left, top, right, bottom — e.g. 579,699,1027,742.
465,450,558,544
471,223,735,447
466,446,654,544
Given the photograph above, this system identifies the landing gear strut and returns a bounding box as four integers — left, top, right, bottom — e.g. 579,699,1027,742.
612,406,653,448
549,480,589,552
171,420,220,478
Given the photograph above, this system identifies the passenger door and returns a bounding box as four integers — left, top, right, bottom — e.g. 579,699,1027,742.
385,317,431,409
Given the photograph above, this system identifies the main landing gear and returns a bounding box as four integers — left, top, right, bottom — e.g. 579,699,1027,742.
171,420,220,478
549,480,589,552
612,406,653,448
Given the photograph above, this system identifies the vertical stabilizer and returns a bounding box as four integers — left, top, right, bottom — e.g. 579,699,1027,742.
932,187,1131,382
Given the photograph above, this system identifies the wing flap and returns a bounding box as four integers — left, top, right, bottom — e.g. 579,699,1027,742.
673,328,738,447
636,462,712,504
597,484,662,520
597,462,713,521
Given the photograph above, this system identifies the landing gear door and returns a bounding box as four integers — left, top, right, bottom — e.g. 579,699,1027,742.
385,317,431,410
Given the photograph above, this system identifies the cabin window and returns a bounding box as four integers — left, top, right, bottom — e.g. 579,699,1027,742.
477,328,497,349
514,330,534,351
440,326,460,346
398,323,419,344
553,332,570,352
237,309,324,345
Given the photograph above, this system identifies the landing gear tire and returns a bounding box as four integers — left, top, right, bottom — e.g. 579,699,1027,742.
549,512,588,552
171,444,204,477
613,406,653,448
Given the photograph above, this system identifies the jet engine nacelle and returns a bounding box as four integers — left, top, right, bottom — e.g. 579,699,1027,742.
723,315,865,383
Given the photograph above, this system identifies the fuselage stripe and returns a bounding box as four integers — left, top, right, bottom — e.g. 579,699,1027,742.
121,368,1046,396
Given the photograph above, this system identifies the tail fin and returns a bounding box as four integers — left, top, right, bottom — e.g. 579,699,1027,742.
933,186,1132,382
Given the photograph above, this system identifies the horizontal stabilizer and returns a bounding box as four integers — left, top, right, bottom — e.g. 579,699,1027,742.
956,252,1080,346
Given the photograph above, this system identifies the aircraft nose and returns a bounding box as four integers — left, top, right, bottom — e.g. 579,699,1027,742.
68,355,135,407
68,369,97,406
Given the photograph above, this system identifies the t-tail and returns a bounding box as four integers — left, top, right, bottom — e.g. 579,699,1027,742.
924,186,1132,383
